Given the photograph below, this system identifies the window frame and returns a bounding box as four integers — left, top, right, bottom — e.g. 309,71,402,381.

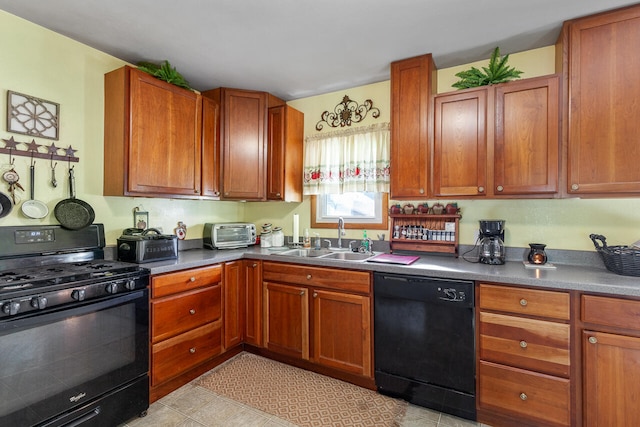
310,193,388,230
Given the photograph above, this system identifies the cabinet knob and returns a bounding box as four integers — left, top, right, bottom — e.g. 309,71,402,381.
419,188,424,194
496,185,504,192
478,186,485,193
300,290,305,296
306,274,312,280
189,309,196,315
520,340,528,349
252,263,257,268
189,348,196,354
588,336,598,344
571,184,579,191
519,393,528,401
276,192,281,197
313,292,318,298
213,191,220,196
189,277,196,282
519,298,528,307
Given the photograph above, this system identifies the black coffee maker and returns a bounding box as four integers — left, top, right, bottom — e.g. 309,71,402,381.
479,220,506,265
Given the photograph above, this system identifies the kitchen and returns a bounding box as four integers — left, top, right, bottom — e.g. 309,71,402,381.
1,1,640,426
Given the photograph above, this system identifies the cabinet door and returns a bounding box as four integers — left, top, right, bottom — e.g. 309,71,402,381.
244,260,263,346
223,261,245,350
566,5,640,194
390,54,435,199
312,289,372,377
263,282,309,360
201,96,221,198
267,105,303,202
221,89,267,200
128,68,202,196
583,330,640,426
494,75,559,195
434,89,487,197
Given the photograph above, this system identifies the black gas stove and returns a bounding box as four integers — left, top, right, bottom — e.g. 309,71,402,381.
0,225,149,319
0,224,150,427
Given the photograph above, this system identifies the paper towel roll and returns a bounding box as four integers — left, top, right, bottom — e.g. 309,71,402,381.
293,214,299,244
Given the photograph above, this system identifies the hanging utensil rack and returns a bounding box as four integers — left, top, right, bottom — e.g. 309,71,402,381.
1,136,79,163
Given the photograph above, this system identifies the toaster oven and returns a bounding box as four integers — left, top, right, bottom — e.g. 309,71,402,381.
203,223,256,249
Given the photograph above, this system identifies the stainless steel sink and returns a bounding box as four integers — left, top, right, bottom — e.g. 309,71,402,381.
319,251,374,261
275,248,333,257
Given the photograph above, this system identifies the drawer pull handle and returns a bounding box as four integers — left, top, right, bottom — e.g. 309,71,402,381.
189,348,196,354
306,274,312,280
520,340,528,349
519,298,528,307
520,393,528,401
189,309,196,315
588,336,598,344
189,277,196,282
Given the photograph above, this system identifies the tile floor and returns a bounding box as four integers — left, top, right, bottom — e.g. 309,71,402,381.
121,368,490,427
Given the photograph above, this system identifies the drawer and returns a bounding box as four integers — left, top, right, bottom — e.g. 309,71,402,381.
263,261,370,294
151,264,222,298
151,285,222,342
151,320,222,385
479,361,570,427
582,294,640,331
479,312,570,377
479,283,570,320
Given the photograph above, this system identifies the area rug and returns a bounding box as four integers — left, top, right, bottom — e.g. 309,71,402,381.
196,352,407,427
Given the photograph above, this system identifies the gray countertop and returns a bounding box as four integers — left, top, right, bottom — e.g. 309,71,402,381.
140,246,640,298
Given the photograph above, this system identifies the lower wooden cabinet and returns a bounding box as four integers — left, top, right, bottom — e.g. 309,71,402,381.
262,261,373,379
150,264,223,400
582,295,640,426
244,260,263,346
477,283,572,427
223,261,245,350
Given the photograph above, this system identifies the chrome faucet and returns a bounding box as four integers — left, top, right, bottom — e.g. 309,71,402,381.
337,217,345,249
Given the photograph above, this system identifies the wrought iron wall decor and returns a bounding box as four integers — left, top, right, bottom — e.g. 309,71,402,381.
315,95,380,131
0,136,79,163
7,90,60,140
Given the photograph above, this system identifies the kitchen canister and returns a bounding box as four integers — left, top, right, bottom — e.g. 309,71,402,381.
272,227,284,247
260,230,272,248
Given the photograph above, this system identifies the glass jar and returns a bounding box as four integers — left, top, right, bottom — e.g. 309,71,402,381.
260,230,272,248
527,243,547,265
272,227,284,247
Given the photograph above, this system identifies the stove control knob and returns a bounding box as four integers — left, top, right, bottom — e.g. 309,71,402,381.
106,283,119,294
71,289,86,301
30,296,48,310
125,280,136,291
2,301,21,315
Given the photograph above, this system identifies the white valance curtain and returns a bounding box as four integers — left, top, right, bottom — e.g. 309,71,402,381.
303,122,390,195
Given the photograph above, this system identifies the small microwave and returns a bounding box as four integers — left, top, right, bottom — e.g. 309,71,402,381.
203,223,257,249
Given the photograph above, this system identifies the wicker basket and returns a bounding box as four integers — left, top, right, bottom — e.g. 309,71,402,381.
590,234,640,277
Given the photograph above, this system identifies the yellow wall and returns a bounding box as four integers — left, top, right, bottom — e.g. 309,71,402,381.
0,11,241,244
3,9,638,252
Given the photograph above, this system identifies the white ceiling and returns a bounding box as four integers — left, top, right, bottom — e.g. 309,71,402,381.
0,0,636,100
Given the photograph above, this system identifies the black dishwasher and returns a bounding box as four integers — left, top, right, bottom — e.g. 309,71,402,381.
374,272,475,421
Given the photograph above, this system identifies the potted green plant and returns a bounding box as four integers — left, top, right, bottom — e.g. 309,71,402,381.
452,47,523,90
137,60,192,90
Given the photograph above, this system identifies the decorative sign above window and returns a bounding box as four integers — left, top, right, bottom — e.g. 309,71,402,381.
7,90,59,140
315,95,380,131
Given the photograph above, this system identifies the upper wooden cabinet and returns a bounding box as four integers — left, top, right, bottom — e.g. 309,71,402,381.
559,4,640,196
267,105,303,202
104,66,205,198
203,88,301,201
201,96,221,198
433,74,560,198
390,54,436,199
434,88,488,197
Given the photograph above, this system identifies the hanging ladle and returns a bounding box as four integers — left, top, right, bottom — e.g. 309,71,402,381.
51,158,58,187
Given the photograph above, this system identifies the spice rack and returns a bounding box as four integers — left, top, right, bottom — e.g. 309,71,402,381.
390,214,461,256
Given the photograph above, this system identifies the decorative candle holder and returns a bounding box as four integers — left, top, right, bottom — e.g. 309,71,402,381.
527,243,548,265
